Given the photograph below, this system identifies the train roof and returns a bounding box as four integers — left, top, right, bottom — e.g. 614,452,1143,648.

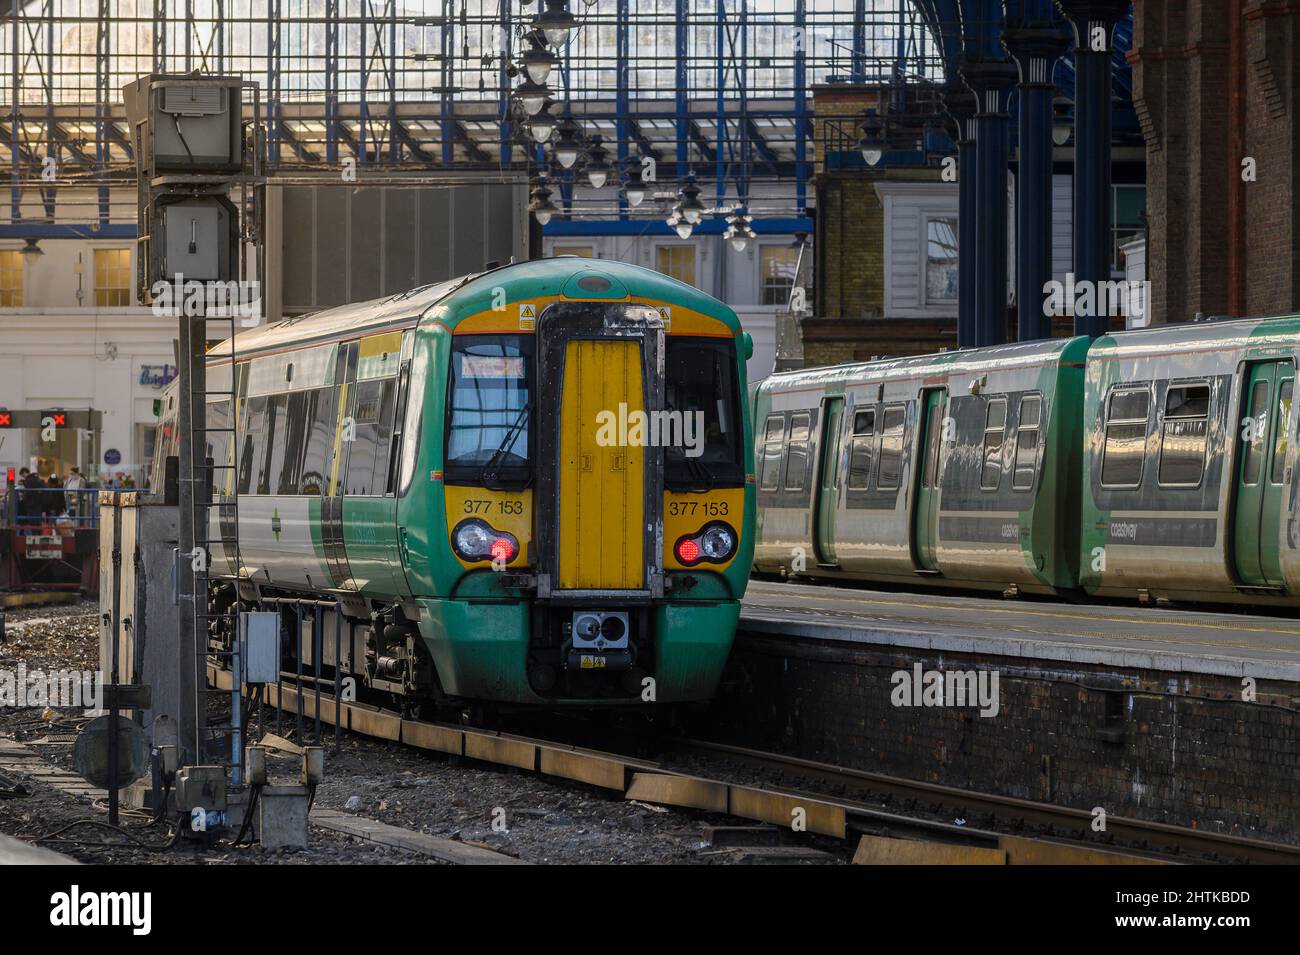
756,335,1090,395
211,258,742,361
1090,312,1300,359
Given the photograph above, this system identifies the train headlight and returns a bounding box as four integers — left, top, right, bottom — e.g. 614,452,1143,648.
452,519,518,563
674,522,736,566
700,524,735,560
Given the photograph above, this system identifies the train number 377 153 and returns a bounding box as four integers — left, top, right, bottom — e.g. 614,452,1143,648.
669,501,729,517
463,499,525,515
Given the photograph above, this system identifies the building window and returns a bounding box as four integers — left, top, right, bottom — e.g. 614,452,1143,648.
924,216,958,304
760,245,799,305
553,245,593,258
95,248,132,306
1112,185,1146,274
0,250,23,306
656,244,696,287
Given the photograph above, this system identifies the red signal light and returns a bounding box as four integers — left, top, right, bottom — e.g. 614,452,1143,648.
5,467,13,483
52,413,66,426
0,412,10,426
676,538,700,563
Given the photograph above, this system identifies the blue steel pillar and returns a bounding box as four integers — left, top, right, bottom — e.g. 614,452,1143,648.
1004,4,1070,341
1056,0,1129,337
944,84,977,348
960,58,1018,347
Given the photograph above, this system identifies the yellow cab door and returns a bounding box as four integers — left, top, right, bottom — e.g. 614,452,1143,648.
557,339,645,589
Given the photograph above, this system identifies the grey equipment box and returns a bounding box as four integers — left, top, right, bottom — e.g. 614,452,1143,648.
97,492,180,743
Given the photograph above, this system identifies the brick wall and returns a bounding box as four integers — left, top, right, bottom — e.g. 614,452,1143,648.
1132,0,1300,321
703,633,1300,842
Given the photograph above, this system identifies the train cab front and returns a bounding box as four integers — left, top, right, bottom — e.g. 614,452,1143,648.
430,274,751,705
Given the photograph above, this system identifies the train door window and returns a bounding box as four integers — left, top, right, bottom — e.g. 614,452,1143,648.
259,394,289,495
1241,380,1269,485
1157,383,1210,488
783,412,811,491
877,405,906,490
980,398,1008,491
205,398,233,499
1012,395,1042,491
1101,387,1151,488
345,378,398,495
847,409,876,490
238,396,266,495
298,387,338,495
759,414,785,491
1271,378,1293,485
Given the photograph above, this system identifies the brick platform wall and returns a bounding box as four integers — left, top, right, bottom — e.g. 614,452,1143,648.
701,633,1300,843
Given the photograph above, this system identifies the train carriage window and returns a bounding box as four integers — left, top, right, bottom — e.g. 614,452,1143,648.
298,386,339,495
238,396,266,495
205,398,233,500
1271,379,1293,485
1012,395,1041,491
980,398,1008,491
258,394,289,495
276,391,311,495
783,413,812,491
345,378,398,496
1157,383,1210,488
759,415,785,491
877,405,906,490
847,409,876,490
1101,387,1151,488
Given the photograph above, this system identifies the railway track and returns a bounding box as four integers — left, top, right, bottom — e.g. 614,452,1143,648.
210,665,1300,865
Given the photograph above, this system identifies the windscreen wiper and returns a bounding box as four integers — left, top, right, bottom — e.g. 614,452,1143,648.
480,401,531,489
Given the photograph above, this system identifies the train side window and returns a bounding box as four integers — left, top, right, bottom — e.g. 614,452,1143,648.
876,405,906,490
345,378,398,496
277,391,311,495
1241,380,1269,485
298,386,339,495
759,414,785,491
980,398,1008,491
1157,383,1210,488
847,409,876,490
1101,387,1151,488
1012,395,1041,491
783,412,811,491
238,396,267,495
1271,379,1293,485
258,394,288,495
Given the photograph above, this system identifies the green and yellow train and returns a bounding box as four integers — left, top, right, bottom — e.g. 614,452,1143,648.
752,315,1300,608
156,258,755,708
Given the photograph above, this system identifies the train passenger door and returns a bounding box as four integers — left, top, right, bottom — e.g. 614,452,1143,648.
1233,361,1293,587
813,396,844,565
911,388,947,572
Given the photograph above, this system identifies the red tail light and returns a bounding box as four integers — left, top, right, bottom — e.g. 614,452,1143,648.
490,537,516,562
676,538,700,563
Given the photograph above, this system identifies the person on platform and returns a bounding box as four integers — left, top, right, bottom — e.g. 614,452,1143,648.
63,466,84,518
44,473,62,519
19,467,42,527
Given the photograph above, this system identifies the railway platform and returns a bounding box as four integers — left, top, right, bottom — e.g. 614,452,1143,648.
707,580,1300,848
741,580,1300,682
